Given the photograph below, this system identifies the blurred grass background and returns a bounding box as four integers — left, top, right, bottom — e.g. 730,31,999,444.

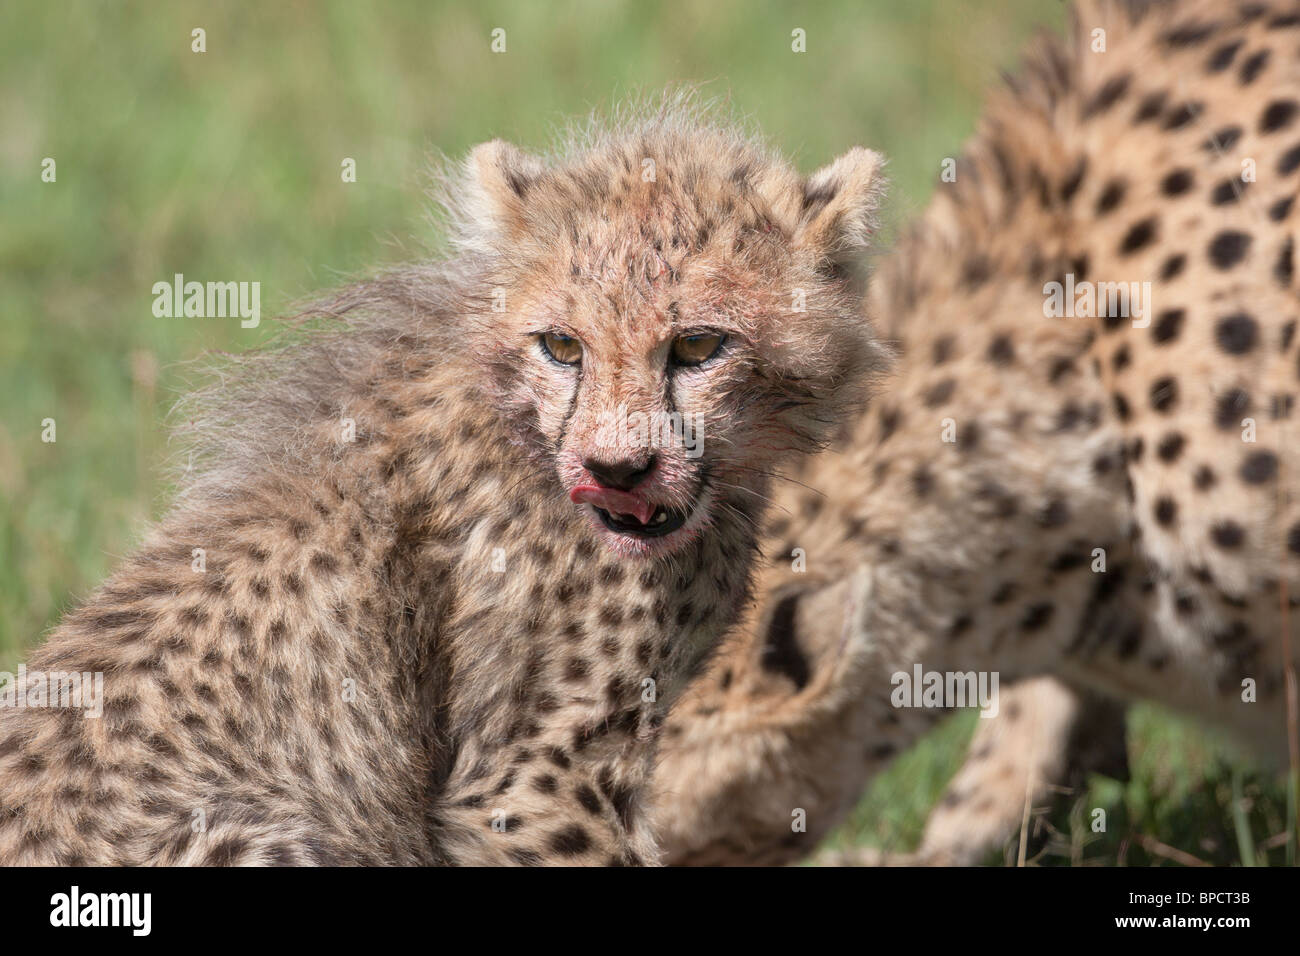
0,0,1290,865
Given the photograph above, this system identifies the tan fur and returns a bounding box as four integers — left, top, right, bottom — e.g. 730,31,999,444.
908,679,1127,865
0,95,887,865
653,0,1300,865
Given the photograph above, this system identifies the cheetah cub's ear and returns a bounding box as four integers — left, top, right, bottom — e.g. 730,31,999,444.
765,146,887,273
458,139,547,250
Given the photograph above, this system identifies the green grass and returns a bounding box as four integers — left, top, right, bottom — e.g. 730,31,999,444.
0,0,1289,865
819,705,1295,866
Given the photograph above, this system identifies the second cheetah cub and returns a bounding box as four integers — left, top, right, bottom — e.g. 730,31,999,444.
0,98,886,865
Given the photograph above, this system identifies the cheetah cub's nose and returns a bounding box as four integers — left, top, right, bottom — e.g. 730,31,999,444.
583,454,657,492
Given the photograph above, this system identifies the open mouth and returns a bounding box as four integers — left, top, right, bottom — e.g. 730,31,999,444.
594,505,688,537
569,484,693,539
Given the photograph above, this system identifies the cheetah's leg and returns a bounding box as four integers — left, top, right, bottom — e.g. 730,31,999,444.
653,569,1131,867
653,566,895,866
656,651,1124,867
906,678,1127,866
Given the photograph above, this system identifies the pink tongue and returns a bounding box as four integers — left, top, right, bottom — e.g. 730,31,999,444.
570,485,656,525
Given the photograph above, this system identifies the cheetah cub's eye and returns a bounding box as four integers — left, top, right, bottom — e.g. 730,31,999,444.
539,331,582,366
670,332,725,367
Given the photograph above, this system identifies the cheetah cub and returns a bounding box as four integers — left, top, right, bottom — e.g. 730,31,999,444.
0,99,886,865
654,0,1300,865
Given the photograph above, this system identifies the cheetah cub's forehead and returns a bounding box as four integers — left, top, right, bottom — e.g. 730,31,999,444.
461,128,885,294
454,115,888,559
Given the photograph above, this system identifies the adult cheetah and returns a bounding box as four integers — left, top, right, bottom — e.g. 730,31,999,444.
0,99,887,865
652,0,1300,865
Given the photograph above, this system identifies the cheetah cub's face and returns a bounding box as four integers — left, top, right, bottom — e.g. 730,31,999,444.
459,127,885,557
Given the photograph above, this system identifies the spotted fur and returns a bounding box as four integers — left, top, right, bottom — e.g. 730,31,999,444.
0,94,887,865
652,0,1300,865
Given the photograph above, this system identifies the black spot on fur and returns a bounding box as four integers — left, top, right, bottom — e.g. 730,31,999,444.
1020,603,1055,632
1276,238,1294,286
1216,313,1259,354
924,378,957,407
1113,392,1131,421
1049,357,1076,383
1150,376,1178,413
1280,142,1300,175
759,594,810,691
878,406,900,443
548,824,592,856
962,255,993,289
1215,388,1250,429
1161,169,1194,196
987,334,1015,365
1211,178,1248,204
1261,99,1299,133
1056,401,1085,431
1119,217,1158,254
1116,623,1144,660
1206,39,1243,71
1156,432,1186,462
1134,90,1167,123
267,844,299,866
1095,179,1126,214
1202,125,1243,152
932,336,954,365
309,551,338,574
1239,48,1270,84
1163,101,1204,130
911,465,934,497
1163,22,1217,47
1208,231,1251,269
1059,158,1088,202
1154,497,1178,527
1084,74,1131,117
1159,254,1186,280
1152,309,1185,344
974,480,1019,518
1173,592,1199,617
1049,550,1088,572
1240,450,1279,483
1211,521,1246,549
205,837,249,866
562,657,591,683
